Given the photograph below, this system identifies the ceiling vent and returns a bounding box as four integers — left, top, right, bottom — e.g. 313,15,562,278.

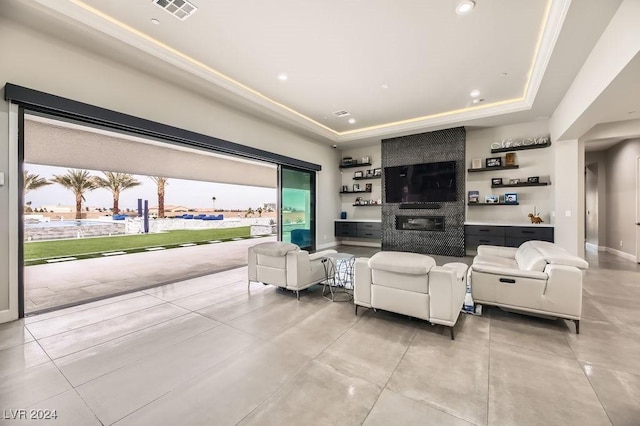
153,0,198,21
333,110,351,118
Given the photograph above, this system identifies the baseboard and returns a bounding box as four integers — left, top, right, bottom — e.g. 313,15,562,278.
316,241,338,250
604,247,637,262
585,242,607,252
337,241,382,248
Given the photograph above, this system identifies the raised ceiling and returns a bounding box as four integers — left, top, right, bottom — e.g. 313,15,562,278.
4,0,630,145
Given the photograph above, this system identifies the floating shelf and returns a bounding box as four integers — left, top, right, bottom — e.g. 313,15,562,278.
491,182,549,188
340,162,372,169
340,190,372,194
353,175,381,181
468,165,519,173
467,202,520,206
353,204,382,207
491,141,551,154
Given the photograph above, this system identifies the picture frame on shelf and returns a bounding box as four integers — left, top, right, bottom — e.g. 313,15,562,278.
361,156,370,164
471,158,482,169
354,171,363,178
366,169,373,177
341,185,348,192
365,183,372,192
486,157,502,168
509,178,520,184
373,167,382,176
504,193,518,204
491,178,503,186
527,176,540,183
505,152,517,166
468,191,479,203
485,194,499,204
341,157,353,166
353,183,361,191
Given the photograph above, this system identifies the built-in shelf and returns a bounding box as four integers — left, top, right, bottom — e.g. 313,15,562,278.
468,165,519,173
490,141,551,154
353,175,381,181
353,204,382,207
467,203,520,206
340,190,372,194
340,162,372,169
491,182,549,188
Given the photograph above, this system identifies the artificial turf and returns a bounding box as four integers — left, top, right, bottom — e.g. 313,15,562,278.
24,227,253,263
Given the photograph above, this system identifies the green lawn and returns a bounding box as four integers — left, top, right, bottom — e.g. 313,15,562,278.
25,227,252,262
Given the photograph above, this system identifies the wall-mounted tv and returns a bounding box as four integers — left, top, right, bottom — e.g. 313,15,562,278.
385,161,457,203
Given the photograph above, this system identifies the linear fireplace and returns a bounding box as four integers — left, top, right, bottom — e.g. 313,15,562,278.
396,216,445,231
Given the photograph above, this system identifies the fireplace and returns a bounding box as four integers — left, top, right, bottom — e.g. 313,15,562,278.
396,216,445,231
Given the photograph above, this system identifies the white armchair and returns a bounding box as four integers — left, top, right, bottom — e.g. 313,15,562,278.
247,242,337,299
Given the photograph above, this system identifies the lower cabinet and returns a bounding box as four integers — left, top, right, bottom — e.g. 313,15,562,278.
465,225,553,249
335,221,381,239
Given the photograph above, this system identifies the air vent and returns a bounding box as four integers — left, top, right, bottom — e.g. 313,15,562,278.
333,110,351,118
153,0,198,21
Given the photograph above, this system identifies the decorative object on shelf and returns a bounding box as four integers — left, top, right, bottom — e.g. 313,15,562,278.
505,152,517,166
527,176,540,183
504,193,518,204
509,178,520,184
468,191,479,203
491,178,503,186
365,183,372,192
490,136,551,151
366,169,373,177
354,171,363,178
341,185,348,192
341,157,353,166
528,206,544,224
340,211,347,219
361,156,370,164
471,158,482,169
353,183,360,191
373,168,382,176
355,196,363,205
485,194,499,204
486,157,502,168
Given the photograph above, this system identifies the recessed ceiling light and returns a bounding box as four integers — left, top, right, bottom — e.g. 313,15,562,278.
469,89,480,98
151,18,160,25
472,98,484,104
381,84,389,89
277,72,288,81
348,118,356,124
456,0,476,15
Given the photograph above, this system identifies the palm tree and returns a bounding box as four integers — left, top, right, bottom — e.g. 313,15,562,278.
94,172,142,215
23,170,51,195
50,169,98,219
150,177,169,218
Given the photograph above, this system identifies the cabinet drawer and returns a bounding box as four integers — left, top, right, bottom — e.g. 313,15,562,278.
466,235,505,247
505,227,554,241
357,230,381,239
335,222,357,237
465,225,505,237
357,222,381,232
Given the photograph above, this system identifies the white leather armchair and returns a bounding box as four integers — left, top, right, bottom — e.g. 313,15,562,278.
354,251,468,339
469,240,588,333
247,242,337,299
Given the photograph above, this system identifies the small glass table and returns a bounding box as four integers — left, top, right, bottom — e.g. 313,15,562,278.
322,253,355,302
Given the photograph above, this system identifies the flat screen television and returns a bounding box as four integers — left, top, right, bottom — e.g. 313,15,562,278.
385,161,457,203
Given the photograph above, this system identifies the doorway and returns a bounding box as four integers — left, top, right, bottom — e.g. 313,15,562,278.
636,157,640,263
585,163,599,251
280,166,316,251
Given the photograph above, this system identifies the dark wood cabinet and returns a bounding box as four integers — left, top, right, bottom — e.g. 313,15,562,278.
465,224,553,249
335,221,381,239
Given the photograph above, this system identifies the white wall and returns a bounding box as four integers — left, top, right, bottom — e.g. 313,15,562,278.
585,152,608,249
466,120,554,224
0,18,340,320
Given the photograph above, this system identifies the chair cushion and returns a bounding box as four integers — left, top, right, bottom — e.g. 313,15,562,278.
252,242,299,257
473,255,519,270
528,241,589,270
369,251,435,275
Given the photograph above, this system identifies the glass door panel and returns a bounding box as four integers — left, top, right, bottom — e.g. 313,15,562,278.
279,166,315,251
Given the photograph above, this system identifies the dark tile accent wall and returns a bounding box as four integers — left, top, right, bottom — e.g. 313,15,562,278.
381,127,465,257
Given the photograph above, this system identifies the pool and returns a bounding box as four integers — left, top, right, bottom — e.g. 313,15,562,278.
24,220,116,228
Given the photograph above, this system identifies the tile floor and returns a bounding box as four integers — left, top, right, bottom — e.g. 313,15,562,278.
1,249,639,425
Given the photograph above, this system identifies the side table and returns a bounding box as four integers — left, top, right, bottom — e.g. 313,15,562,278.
322,253,355,302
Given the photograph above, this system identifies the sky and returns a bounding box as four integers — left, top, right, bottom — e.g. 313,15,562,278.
24,164,276,211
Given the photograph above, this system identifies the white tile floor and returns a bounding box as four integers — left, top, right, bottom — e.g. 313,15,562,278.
1,250,639,425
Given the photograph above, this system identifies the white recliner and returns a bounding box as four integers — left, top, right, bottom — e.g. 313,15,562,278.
469,240,588,333
354,251,468,339
247,242,337,299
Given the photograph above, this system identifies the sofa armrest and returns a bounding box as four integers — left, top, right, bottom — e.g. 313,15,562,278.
543,264,584,318
477,245,518,259
354,257,372,307
309,249,337,262
429,266,465,326
470,264,547,280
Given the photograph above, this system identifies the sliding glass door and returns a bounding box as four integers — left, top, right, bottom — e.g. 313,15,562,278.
279,166,315,251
